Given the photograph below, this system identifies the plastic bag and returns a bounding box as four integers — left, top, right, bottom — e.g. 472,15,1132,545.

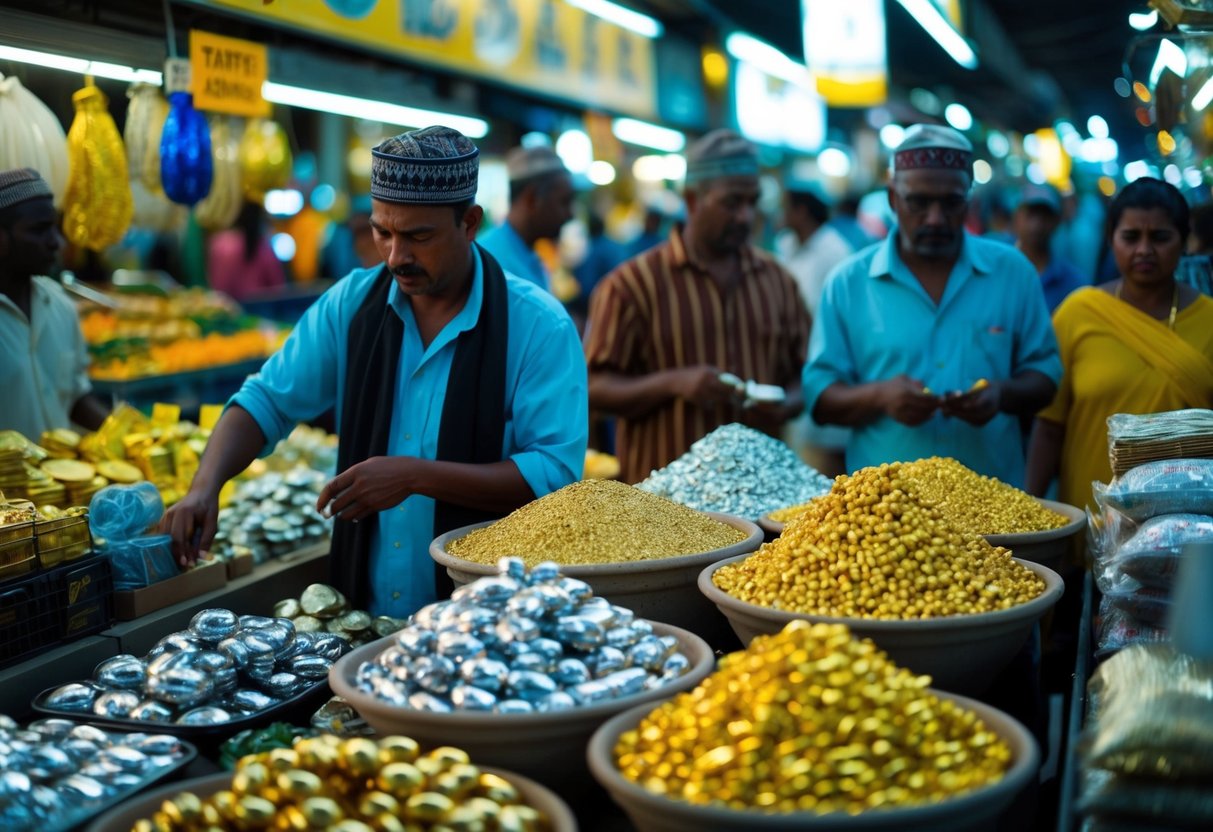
1100,577,1172,628
1083,644,1213,778
1099,459,1213,521
1094,604,1168,659
1113,514,1213,588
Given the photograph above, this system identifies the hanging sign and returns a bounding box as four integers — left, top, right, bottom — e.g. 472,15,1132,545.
802,0,887,107
184,0,656,118
189,29,271,117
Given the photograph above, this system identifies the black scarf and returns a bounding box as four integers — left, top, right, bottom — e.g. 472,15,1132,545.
329,243,510,609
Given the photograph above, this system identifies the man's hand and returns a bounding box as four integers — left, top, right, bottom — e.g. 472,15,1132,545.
879,375,941,426
941,381,1002,426
741,398,791,434
317,456,415,523
672,365,740,409
162,486,219,568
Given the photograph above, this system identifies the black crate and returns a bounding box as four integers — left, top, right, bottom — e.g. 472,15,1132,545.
0,569,58,669
46,554,113,642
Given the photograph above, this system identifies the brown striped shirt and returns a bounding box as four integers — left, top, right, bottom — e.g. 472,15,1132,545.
584,227,810,483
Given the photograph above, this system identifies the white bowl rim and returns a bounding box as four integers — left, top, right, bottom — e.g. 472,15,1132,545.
430,512,763,577
763,497,1086,545
331,621,717,727
586,692,1040,826
698,553,1063,632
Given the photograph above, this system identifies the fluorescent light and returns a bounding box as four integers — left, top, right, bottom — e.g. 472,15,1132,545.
1193,77,1213,111
973,159,992,184
554,129,593,174
879,124,906,149
262,81,488,138
944,102,972,131
725,32,811,86
895,0,977,70
0,44,163,84
0,43,486,137
611,117,686,152
1148,39,1187,86
588,160,616,186
564,0,662,38
1129,10,1158,30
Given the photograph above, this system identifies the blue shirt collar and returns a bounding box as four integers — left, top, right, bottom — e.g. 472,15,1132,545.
386,246,485,363
867,229,992,281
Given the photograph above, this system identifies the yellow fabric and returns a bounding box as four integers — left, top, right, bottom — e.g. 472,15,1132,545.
1039,287,1213,508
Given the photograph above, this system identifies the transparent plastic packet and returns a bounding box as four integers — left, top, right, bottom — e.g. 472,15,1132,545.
1083,644,1213,778
1100,574,1172,628
1111,514,1213,589
1097,459,1213,522
1078,767,1213,828
1094,601,1169,660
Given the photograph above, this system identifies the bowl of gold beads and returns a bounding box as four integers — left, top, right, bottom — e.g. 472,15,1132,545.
765,457,1084,571
430,479,761,639
587,621,1039,832
331,558,714,790
88,735,576,832
702,462,1064,695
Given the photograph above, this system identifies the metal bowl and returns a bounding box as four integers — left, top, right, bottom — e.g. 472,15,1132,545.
429,512,762,641
330,622,714,791
586,694,1039,832
698,554,1063,696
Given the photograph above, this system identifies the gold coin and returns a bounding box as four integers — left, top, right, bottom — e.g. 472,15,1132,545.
43,428,81,449
41,459,97,483
96,460,144,483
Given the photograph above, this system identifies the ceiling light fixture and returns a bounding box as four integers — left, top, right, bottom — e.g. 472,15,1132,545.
611,117,686,152
0,42,488,137
262,82,489,138
564,0,663,38
725,32,812,86
1129,10,1158,30
1149,39,1188,86
894,0,977,70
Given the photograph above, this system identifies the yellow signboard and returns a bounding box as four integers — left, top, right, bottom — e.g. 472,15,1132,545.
189,29,271,117
189,0,656,117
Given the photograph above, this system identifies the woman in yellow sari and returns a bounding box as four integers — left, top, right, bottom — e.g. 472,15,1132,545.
1027,178,1213,508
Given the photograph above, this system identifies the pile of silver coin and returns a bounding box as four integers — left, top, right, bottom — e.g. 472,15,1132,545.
273,583,405,649
356,557,691,714
210,468,331,563
0,715,189,830
638,422,834,520
44,608,348,725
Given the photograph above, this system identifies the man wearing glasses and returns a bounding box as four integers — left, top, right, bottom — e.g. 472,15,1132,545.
801,124,1060,486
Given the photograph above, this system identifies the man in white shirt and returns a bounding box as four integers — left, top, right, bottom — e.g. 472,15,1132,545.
777,182,857,317
0,168,108,439
776,181,856,475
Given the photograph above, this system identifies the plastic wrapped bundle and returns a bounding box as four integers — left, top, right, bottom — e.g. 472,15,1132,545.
63,83,133,251
0,72,69,206
194,115,243,230
160,91,213,206
124,83,169,192
1097,459,1213,521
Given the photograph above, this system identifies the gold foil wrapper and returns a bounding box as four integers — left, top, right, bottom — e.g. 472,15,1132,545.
63,83,134,252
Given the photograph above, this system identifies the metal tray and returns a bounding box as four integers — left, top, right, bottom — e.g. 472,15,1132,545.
31,679,333,751
18,731,197,832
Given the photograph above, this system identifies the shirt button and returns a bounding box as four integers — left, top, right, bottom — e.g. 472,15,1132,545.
394,541,401,549
392,591,401,600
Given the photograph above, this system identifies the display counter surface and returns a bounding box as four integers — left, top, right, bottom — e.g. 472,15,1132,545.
0,544,329,718
90,358,266,399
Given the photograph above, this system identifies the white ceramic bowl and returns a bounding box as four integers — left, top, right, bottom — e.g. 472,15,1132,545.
587,694,1038,832
699,554,1063,695
429,512,761,640
330,622,715,790
88,766,579,832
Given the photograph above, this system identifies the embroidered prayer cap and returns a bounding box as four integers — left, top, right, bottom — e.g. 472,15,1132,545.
505,146,568,183
371,126,479,205
1018,183,1062,214
0,167,53,212
892,124,973,175
685,129,760,185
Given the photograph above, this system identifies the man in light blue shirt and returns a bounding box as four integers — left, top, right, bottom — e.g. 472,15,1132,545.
803,125,1060,486
478,145,575,290
164,126,587,617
